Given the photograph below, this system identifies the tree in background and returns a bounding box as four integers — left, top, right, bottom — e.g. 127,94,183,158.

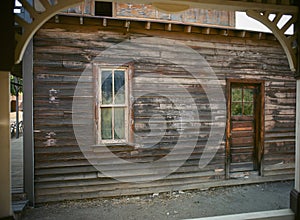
10,75,23,96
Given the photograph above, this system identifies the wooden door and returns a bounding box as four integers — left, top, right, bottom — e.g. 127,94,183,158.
226,81,264,176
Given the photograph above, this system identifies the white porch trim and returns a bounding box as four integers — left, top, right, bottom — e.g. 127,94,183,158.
186,209,294,220
0,72,12,218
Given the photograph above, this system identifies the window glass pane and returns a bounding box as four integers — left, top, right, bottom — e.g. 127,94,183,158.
232,102,242,116
244,89,254,102
101,70,112,104
101,108,112,140
114,70,125,104
244,102,254,116
232,88,242,102
114,108,125,139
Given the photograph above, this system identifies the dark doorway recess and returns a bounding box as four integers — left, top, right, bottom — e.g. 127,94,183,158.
95,1,113,17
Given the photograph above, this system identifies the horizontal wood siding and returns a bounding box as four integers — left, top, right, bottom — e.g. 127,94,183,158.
33,15,295,203
62,1,235,27
263,81,296,176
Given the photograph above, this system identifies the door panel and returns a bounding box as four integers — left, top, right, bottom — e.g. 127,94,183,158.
227,82,263,176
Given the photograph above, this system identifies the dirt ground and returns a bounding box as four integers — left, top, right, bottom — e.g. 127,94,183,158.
23,181,294,220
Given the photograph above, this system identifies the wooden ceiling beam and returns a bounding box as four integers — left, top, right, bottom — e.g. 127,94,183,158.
185,25,192,33
145,21,151,30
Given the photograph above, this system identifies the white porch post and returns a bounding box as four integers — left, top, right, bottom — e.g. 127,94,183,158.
290,77,300,220
295,0,300,194
0,72,12,218
290,2,300,219
0,0,14,218
23,40,35,206
296,80,300,193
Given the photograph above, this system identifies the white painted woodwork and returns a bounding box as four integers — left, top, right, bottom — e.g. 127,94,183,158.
296,80,300,192
247,10,297,72
186,209,294,220
15,0,83,64
0,72,12,218
23,40,35,205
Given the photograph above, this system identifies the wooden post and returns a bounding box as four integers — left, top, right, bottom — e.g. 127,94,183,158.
0,72,13,218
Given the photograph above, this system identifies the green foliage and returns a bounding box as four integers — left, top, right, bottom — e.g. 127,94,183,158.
232,102,242,115
10,75,23,96
231,87,253,116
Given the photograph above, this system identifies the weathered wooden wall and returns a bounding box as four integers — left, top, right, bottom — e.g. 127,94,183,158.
62,1,235,27
33,15,295,203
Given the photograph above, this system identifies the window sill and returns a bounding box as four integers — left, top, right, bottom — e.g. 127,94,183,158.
92,142,136,148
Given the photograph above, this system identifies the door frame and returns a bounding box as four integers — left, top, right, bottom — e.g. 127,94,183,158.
225,79,265,179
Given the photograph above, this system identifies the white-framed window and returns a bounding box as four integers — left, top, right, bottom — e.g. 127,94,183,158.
97,67,129,143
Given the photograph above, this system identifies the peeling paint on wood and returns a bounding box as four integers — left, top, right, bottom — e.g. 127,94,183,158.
33,15,296,203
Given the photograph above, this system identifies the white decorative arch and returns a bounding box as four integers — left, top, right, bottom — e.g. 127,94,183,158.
246,10,297,72
15,0,83,64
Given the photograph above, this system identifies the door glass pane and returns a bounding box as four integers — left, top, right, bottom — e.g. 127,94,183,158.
114,108,125,139
232,102,242,116
114,70,125,104
101,108,112,140
244,89,254,102
244,102,254,116
232,88,242,102
101,70,112,104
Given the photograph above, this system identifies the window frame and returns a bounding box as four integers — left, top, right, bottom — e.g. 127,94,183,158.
95,66,130,144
